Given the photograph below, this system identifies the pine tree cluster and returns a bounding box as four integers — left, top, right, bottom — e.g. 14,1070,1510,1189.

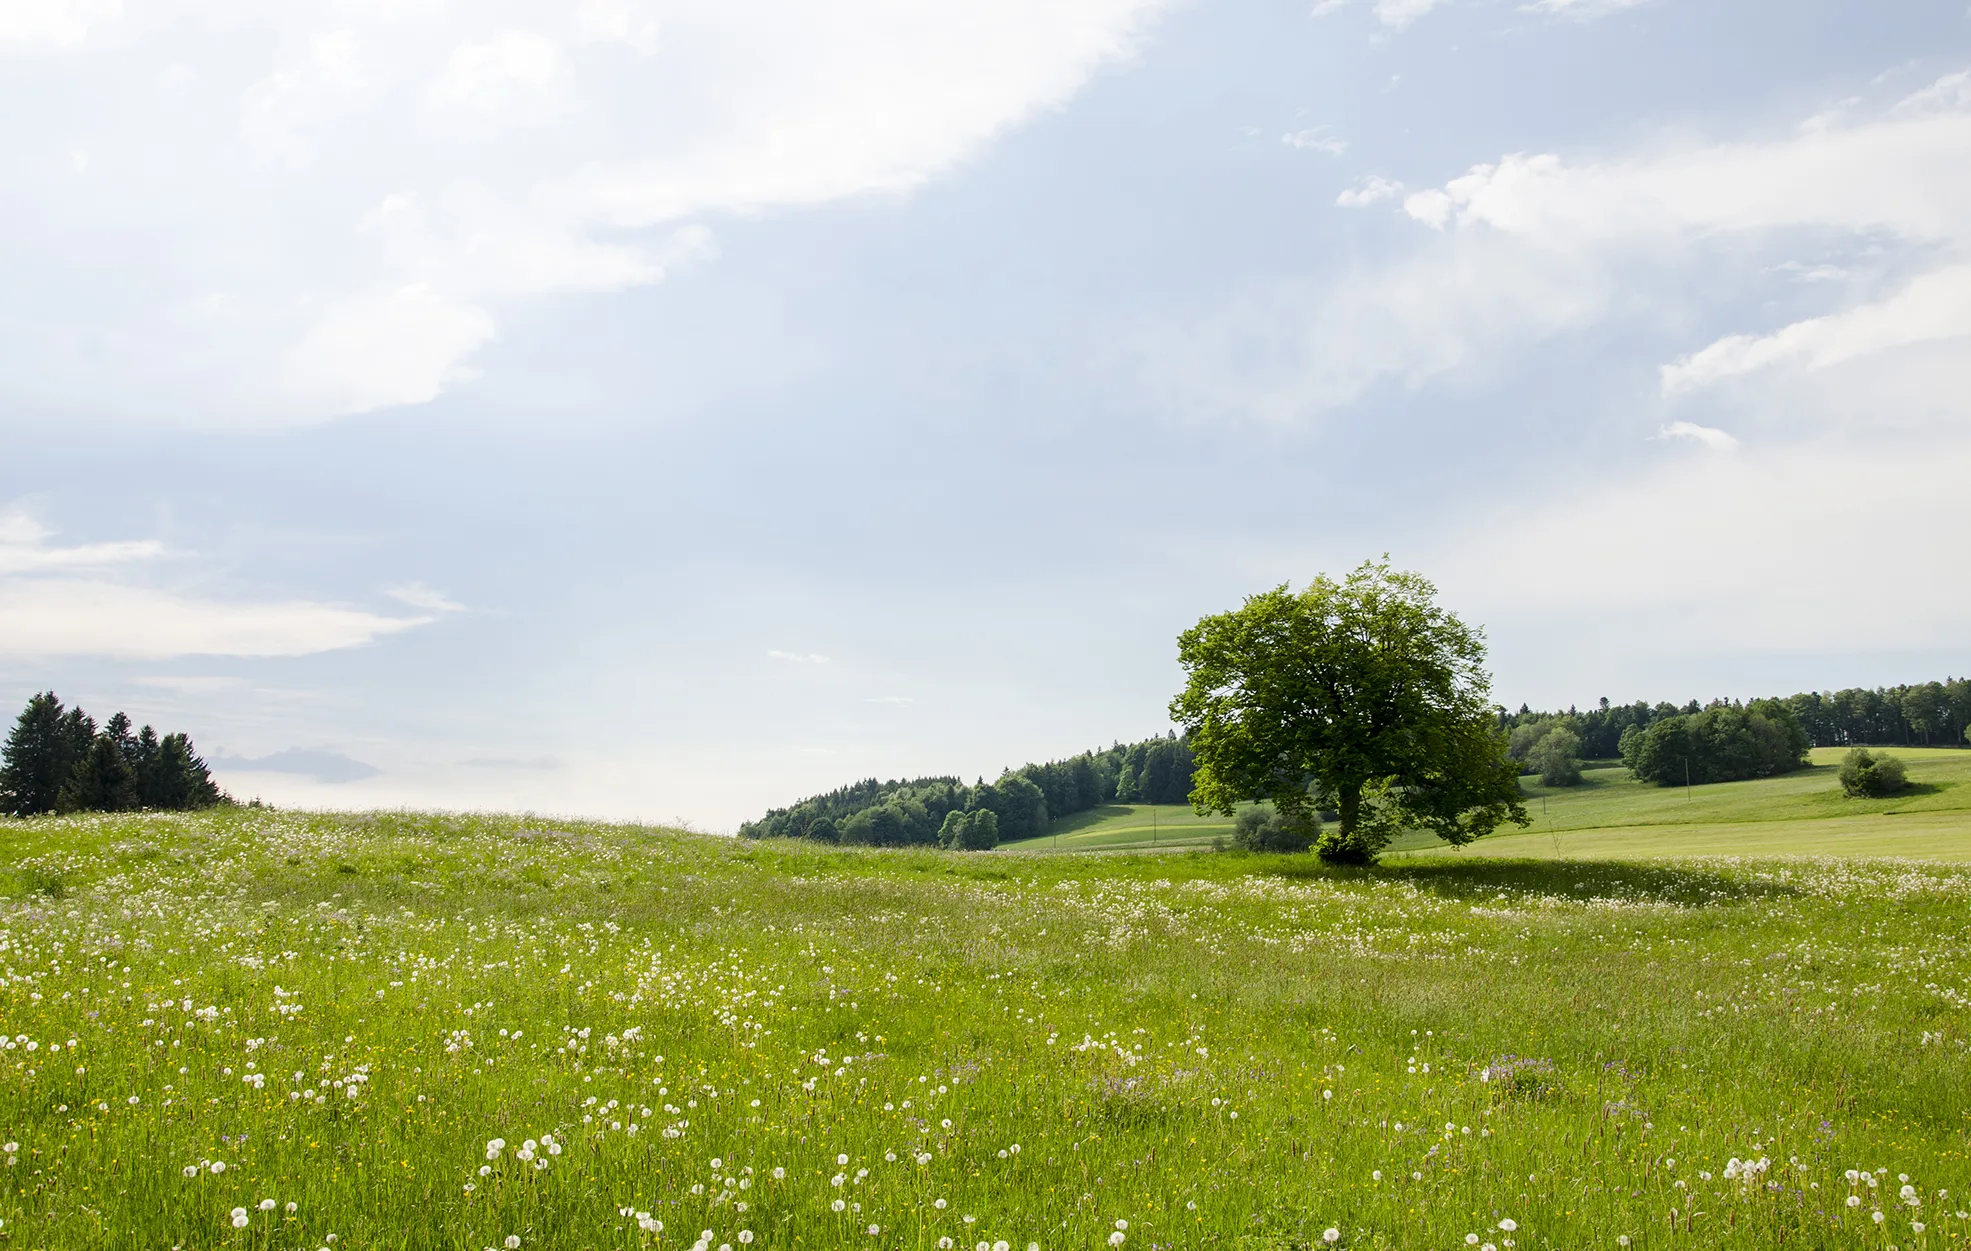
0,692,227,817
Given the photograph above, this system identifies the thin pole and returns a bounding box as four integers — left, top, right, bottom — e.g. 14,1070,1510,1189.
1684,757,1691,801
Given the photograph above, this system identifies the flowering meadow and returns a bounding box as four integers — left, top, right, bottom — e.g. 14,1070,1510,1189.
1,809,1967,1250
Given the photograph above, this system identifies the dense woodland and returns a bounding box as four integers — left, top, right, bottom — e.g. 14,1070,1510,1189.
1505,678,1971,758
1505,676,1970,788
0,692,225,816
737,732,1196,849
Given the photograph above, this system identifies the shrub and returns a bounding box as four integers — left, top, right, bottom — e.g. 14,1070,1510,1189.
1232,807,1316,853
1526,727,1583,787
1838,747,1908,798
937,808,1000,851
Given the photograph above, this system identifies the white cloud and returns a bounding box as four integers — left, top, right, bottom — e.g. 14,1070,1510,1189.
1403,95,1971,244
0,511,439,658
1282,129,1347,155
1371,0,1447,28
1769,260,1849,283
385,582,467,613
0,581,431,658
576,0,660,54
767,650,828,664
1661,263,1971,393
1655,420,1737,450
1336,175,1402,207
0,510,161,572
1892,69,1971,116
1438,433,1971,655
863,695,914,704
279,283,498,415
0,0,1171,425
0,0,120,46
1152,70,1971,425
428,31,563,113
1129,229,1606,421
1522,0,1651,17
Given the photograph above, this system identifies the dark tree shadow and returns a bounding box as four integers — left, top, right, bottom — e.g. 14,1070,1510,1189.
1263,856,1805,904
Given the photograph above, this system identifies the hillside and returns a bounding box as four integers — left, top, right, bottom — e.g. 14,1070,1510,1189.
1003,746,1971,857
1,807,1967,1248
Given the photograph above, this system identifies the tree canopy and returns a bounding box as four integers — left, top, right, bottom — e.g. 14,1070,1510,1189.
1503,678,1971,761
1619,700,1809,787
1171,561,1526,864
1524,725,1584,787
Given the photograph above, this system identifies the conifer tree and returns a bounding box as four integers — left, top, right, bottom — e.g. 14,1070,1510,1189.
146,732,223,810
130,725,161,797
1,693,90,815
104,712,137,767
58,733,138,813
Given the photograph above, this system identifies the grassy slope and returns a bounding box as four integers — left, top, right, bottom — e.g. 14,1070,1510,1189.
1007,747,1971,859
2,809,1969,1250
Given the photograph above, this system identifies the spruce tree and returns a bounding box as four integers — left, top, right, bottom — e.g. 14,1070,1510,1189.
58,733,138,813
131,725,162,802
147,733,223,810
1,693,92,816
104,712,137,768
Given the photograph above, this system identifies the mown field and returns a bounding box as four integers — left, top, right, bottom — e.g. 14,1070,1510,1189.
1010,748,1971,859
2,806,1969,1250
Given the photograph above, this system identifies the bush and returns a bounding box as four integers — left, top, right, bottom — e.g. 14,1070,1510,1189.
1526,727,1583,787
1839,748,1908,798
1232,807,1317,853
937,808,1000,851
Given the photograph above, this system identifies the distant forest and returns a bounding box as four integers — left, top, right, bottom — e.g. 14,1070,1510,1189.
0,691,226,816
1505,677,1971,758
737,732,1195,849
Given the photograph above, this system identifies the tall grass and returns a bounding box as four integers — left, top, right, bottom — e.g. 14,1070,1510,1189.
0,808,1965,1249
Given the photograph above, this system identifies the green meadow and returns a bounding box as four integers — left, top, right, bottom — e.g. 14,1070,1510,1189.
3,783,1970,1250
1008,748,1971,860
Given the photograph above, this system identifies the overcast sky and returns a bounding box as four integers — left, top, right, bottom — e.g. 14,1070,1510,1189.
3,0,1968,827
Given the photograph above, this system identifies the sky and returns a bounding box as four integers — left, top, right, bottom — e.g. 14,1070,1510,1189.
3,0,1969,828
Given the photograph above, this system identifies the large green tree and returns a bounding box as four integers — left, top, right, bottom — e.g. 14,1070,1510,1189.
1171,561,1527,864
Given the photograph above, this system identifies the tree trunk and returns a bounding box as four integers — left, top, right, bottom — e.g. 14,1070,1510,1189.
1319,784,1371,865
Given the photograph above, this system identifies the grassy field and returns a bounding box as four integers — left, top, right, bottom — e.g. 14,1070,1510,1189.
1007,747,1971,859
3,806,1970,1249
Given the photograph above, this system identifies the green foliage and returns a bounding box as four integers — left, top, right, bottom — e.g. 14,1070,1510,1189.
974,772,1046,843
1506,678,1971,762
2,692,222,816
937,807,1000,850
1622,700,1810,787
1172,560,1528,864
1838,747,1909,798
1231,807,1316,852
0,692,84,816
740,733,1193,845
1525,726,1583,787
57,732,138,813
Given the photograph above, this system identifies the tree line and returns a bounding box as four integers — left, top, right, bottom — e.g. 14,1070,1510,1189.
1501,676,1969,790
1504,677,1971,761
736,732,1196,850
0,692,226,816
